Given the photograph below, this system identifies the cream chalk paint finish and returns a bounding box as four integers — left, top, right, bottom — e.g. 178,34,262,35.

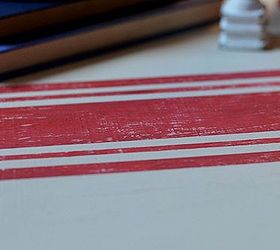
2,4,280,250
1,163,280,250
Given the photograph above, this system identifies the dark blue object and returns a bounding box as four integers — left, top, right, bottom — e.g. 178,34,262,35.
0,1,62,18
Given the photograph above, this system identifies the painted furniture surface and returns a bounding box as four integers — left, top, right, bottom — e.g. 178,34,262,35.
1,21,280,250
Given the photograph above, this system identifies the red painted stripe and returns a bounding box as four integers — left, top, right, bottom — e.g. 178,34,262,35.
1,151,279,180
2,138,280,161
1,93,279,149
1,82,279,102
2,70,280,93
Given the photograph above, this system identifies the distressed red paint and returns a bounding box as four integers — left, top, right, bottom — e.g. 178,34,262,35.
0,70,279,180
0,93,279,149
1,69,280,93
1,151,280,180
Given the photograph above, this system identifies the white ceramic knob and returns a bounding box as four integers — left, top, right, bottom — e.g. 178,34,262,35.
219,0,269,50
222,0,264,12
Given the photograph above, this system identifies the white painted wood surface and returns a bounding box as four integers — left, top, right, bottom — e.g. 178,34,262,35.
1,20,280,250
1,163,280,250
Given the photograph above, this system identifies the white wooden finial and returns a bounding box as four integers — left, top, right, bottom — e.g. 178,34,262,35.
219,0,269,50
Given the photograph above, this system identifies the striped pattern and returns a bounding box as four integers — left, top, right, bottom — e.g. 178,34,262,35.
0,70,280,180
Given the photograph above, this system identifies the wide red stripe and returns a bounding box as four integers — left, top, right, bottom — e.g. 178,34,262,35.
2,70,280,93
1,93,279,149
2,138,280,161
1,151,279,180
